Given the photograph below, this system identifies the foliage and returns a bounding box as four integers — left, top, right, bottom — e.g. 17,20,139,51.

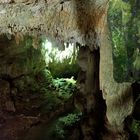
48,58,80,79
58,112,82,126
130,119,140,135
36,69,53,87
133,49,140,70
36,70,76,114
108,0,129,81
14,36,78,117
53,112,82,139
108,0,140,82
41,40,80,79
53,77,76,100
17,35,46,75
40,90,62,114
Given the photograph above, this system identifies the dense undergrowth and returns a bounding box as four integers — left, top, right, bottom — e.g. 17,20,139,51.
108,0,140,82
36,68,82,139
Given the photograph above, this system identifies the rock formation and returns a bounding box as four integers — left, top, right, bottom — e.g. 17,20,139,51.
0,0,139,140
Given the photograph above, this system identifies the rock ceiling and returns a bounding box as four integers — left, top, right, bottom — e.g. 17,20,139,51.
0,0,107,46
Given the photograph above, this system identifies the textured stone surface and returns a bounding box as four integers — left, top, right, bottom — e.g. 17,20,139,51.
0,0,107,47
100,20,133,139
0,35,46,115
0,80,16,112
76,46,106,139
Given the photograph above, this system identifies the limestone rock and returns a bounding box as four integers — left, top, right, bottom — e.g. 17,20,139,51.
5,101,16,112
0,80,16,112
0,0,107,46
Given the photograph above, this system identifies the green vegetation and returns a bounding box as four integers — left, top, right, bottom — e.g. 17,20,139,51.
12,36,79,120
109,0,140,138
41,40,80,79
108,0,130,81
35,41,82,139
130,120,140,135
53,77,76,100
108,0,140,82
57,112,82,127
36,70,77,114
52,112,82,139
32,67,81,139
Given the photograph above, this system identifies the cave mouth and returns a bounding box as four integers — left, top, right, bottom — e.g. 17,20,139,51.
0,35,83,140
41,39,80,80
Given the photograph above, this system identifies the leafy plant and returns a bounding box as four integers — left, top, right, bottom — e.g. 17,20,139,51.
53,112,82,139
40,90,62,114
58,112,82,127
108,0,128,82
130,120,140,135
53,77,76,100
108,0,140,82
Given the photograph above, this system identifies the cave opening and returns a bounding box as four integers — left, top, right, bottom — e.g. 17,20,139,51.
41,39,80,79
0,33,106,140
0,0,140,140
0,34,85,140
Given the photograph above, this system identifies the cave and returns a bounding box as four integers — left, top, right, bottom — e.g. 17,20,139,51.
0,0,140,140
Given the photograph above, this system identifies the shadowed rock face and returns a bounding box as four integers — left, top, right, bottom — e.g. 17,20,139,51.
0,35,46,113
132,82,140,121
0,35,43,140
0,35,75,140
76,46,106,140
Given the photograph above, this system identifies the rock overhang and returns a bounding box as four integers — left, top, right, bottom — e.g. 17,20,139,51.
0,0,107,48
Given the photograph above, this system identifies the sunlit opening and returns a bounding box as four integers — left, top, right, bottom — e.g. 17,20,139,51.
42,39,78,65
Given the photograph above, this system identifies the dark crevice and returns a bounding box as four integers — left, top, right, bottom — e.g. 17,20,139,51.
132,82,140,120
76,46,106,139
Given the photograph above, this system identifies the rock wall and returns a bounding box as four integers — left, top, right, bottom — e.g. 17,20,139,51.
0,35,46,114
100,20,133,139
74,2,136,140
0,35,48,140
75,46,106,140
